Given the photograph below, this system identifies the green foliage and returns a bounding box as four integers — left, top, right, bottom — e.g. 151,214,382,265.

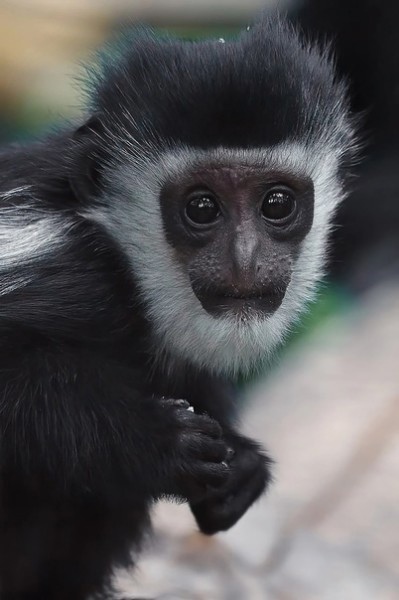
158,25,240,42
288,282,352,347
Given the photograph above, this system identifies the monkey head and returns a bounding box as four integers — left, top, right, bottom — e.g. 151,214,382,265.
72,15,356,376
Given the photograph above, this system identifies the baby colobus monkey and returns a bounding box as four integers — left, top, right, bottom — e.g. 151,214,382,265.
0,12,355,600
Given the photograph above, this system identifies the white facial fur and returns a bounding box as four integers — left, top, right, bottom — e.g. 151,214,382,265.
88,139,348,377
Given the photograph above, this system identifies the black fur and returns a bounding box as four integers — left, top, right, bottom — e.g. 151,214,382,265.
0,13,350,599
290,0,399,288
84,16,351,163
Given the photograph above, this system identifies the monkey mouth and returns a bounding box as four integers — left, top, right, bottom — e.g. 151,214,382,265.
196,290,286,318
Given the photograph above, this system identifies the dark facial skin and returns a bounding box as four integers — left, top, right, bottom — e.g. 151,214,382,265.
160,161,314,318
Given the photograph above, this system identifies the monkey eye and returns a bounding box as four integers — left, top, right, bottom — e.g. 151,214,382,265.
261,189,296,223
185,193,221,225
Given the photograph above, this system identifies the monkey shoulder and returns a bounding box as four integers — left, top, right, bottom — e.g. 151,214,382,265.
0,167,136,342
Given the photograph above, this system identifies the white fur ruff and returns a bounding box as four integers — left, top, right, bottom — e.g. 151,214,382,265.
0,189,73,296
88,142,347,376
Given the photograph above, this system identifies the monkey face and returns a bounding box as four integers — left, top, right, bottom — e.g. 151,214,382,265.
87,142,344,375
160,160,314,322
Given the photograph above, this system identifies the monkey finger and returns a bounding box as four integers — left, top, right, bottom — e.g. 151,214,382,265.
159,397,190,410
182,435,228,463
178,412,223,439
190,460,230,488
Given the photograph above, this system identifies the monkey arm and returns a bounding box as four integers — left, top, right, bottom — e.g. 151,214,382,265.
0,346,229,503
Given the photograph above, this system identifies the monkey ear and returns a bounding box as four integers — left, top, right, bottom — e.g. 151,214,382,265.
69,115,104,202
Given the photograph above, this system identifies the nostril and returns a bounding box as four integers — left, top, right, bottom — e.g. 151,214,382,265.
256,263,262,274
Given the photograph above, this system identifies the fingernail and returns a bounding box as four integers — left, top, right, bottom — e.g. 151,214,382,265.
226,447,235,460
176,399,188,407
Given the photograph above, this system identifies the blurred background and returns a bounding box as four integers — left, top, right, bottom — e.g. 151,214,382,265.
1,0,398,598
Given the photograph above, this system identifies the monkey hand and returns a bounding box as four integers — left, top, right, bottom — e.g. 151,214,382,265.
189,433,271,534
158,398,231,502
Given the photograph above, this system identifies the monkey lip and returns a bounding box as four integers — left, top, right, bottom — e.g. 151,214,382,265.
197,291,285,318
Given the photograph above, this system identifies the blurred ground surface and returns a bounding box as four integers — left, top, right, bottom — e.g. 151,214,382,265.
114,285,399,600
